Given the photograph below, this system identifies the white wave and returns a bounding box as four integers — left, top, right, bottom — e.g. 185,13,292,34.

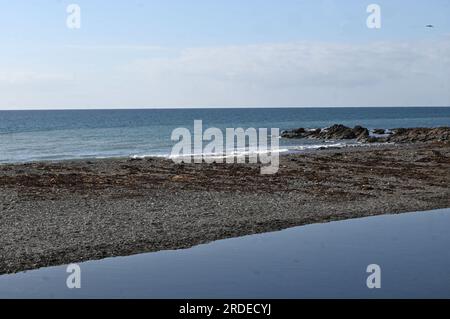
129,141,395,161
168,148,289,160
287,142,346,151
130,154,168,159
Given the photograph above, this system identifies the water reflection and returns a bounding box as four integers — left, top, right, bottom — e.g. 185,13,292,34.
1,209,449,298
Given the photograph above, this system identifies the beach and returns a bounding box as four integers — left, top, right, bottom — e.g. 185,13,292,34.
1,142,449,275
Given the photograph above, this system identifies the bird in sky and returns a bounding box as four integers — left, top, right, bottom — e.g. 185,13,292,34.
425,24,435,28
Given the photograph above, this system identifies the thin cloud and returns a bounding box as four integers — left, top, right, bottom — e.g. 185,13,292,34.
63,44,167,51
1,39,450,108
125,40,450,88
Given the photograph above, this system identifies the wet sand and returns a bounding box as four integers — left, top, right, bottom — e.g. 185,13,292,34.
1,143,449,274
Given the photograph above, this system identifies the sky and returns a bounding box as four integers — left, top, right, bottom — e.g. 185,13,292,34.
0,0,450,109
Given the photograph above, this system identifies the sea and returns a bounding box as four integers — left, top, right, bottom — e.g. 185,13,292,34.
1,107,449,164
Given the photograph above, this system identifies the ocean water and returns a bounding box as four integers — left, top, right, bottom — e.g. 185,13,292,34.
0,107,449,163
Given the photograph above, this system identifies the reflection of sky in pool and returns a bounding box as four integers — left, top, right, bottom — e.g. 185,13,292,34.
1,209,450,299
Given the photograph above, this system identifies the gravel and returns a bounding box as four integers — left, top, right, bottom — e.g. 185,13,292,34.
0,142,449,274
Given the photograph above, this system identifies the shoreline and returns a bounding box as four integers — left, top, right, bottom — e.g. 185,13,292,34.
0,141,395,167
3,207,449,278
0,141,386,168
1,142,449,274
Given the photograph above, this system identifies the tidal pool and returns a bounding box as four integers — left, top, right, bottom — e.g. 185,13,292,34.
1,208,449,299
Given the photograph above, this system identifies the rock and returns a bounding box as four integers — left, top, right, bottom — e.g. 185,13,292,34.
365,136,386,143
171,175,192,182
283,124,367,140
282,124,450,144
353,125,368,135
432,150,442,157
373,129,386,135
392,128,408,135
281,129,305,139
322,124,356,140
294,128,306,134
281,128,319,139
306,128,322,138
387,127,450,143
354,126,370,141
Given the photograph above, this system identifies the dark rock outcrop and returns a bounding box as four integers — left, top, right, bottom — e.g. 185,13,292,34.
353,126,370,141
321,124,356,139
282,125,450,144
387,127,450,143
282,124,369,141
373,129,386,135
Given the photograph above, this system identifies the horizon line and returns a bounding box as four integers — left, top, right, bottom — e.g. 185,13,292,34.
1,105,450,111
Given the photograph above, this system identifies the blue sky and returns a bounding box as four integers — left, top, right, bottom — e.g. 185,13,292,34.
1,0,449,109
